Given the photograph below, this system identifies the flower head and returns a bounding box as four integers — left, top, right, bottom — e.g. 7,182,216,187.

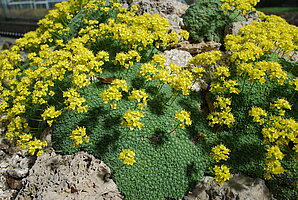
119,149,136,165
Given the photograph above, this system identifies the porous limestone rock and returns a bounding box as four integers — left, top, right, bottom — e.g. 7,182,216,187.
162,49,192,68
132,0,189,32
16,152,123,200
184,175,275,200
175,40,222,55
0,126,33,200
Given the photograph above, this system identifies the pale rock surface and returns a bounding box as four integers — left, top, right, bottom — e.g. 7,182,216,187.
162,49,192,68
16,152,123,200
175,40,222,55
224,11,261,36
184,175,275,200
0,123,33,200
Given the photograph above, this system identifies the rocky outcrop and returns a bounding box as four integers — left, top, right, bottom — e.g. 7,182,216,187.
132,0,189,32
0,124,34,200
224,11,261,36
16,152,123,200
175,40,222,55
184,175,275,200
162,49,192,68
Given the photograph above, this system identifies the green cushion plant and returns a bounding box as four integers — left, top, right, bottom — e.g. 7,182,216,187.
182,0,244,42
0,0,297,199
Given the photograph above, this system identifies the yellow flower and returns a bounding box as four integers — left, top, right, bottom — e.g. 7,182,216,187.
249,107,267,124
121,110,144,130
70,126,90,148
266,145,284,160
27,138,47,156
41,106,62,126
210,144,231,162
213,165,231,185
175,110,192,128
119,149,136,165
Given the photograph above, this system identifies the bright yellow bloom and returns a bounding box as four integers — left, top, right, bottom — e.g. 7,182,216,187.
266,145,284,160
189,51,222,66
264,159,285,180
41,106,62,126
210,144,231,162
27,138,47,156
249,107,267,124
70,126,90,148
128,89,148,109
121,110,144,130
213,165,231,185
119,149,136,165
175,110,192,128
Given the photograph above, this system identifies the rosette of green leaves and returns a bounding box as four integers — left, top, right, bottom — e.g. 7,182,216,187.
182,0,244,42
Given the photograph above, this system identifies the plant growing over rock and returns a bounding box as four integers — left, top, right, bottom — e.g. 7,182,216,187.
0,0,297,199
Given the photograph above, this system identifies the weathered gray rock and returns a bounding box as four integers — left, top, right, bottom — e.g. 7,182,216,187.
7,168,29,179
16,151,123,200
184,175,275,200
224,11,261,36
0,125,33,200
132,0,189,32
162,49,192,68
175,40,222,55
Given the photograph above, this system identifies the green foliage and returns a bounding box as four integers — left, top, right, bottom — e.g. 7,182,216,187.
53,65,207,199
2,0,297,199
267,152,298,200
182,0,244,42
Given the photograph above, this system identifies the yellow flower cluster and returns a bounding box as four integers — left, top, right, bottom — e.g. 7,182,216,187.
27,138,48,156
114,50,141,69
80,5,186,50
138,54,194,95
70,126,90,148
211,144,231,184
168,68,194,95
63,88,89,113
119,149,136,165
289,77,298,91
249,107,267,124
100,79,128,109
189,51,222,66
220,0,260,15
237,61,288,85
175,110,192,128
213,165,231,185
210,144,231,162
207,96,235,128
269,98,292,116
210,66,240,94
16,134,47,156
264,145,285,180
225,13,298,64
128,89,148,109
138,62,159,80
41,106,62,126
249,99,298,179
5,116,28,141
121,110,144,130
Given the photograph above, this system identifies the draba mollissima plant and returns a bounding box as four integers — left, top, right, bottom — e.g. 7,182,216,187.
0,0,208,199
1,0,298,199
